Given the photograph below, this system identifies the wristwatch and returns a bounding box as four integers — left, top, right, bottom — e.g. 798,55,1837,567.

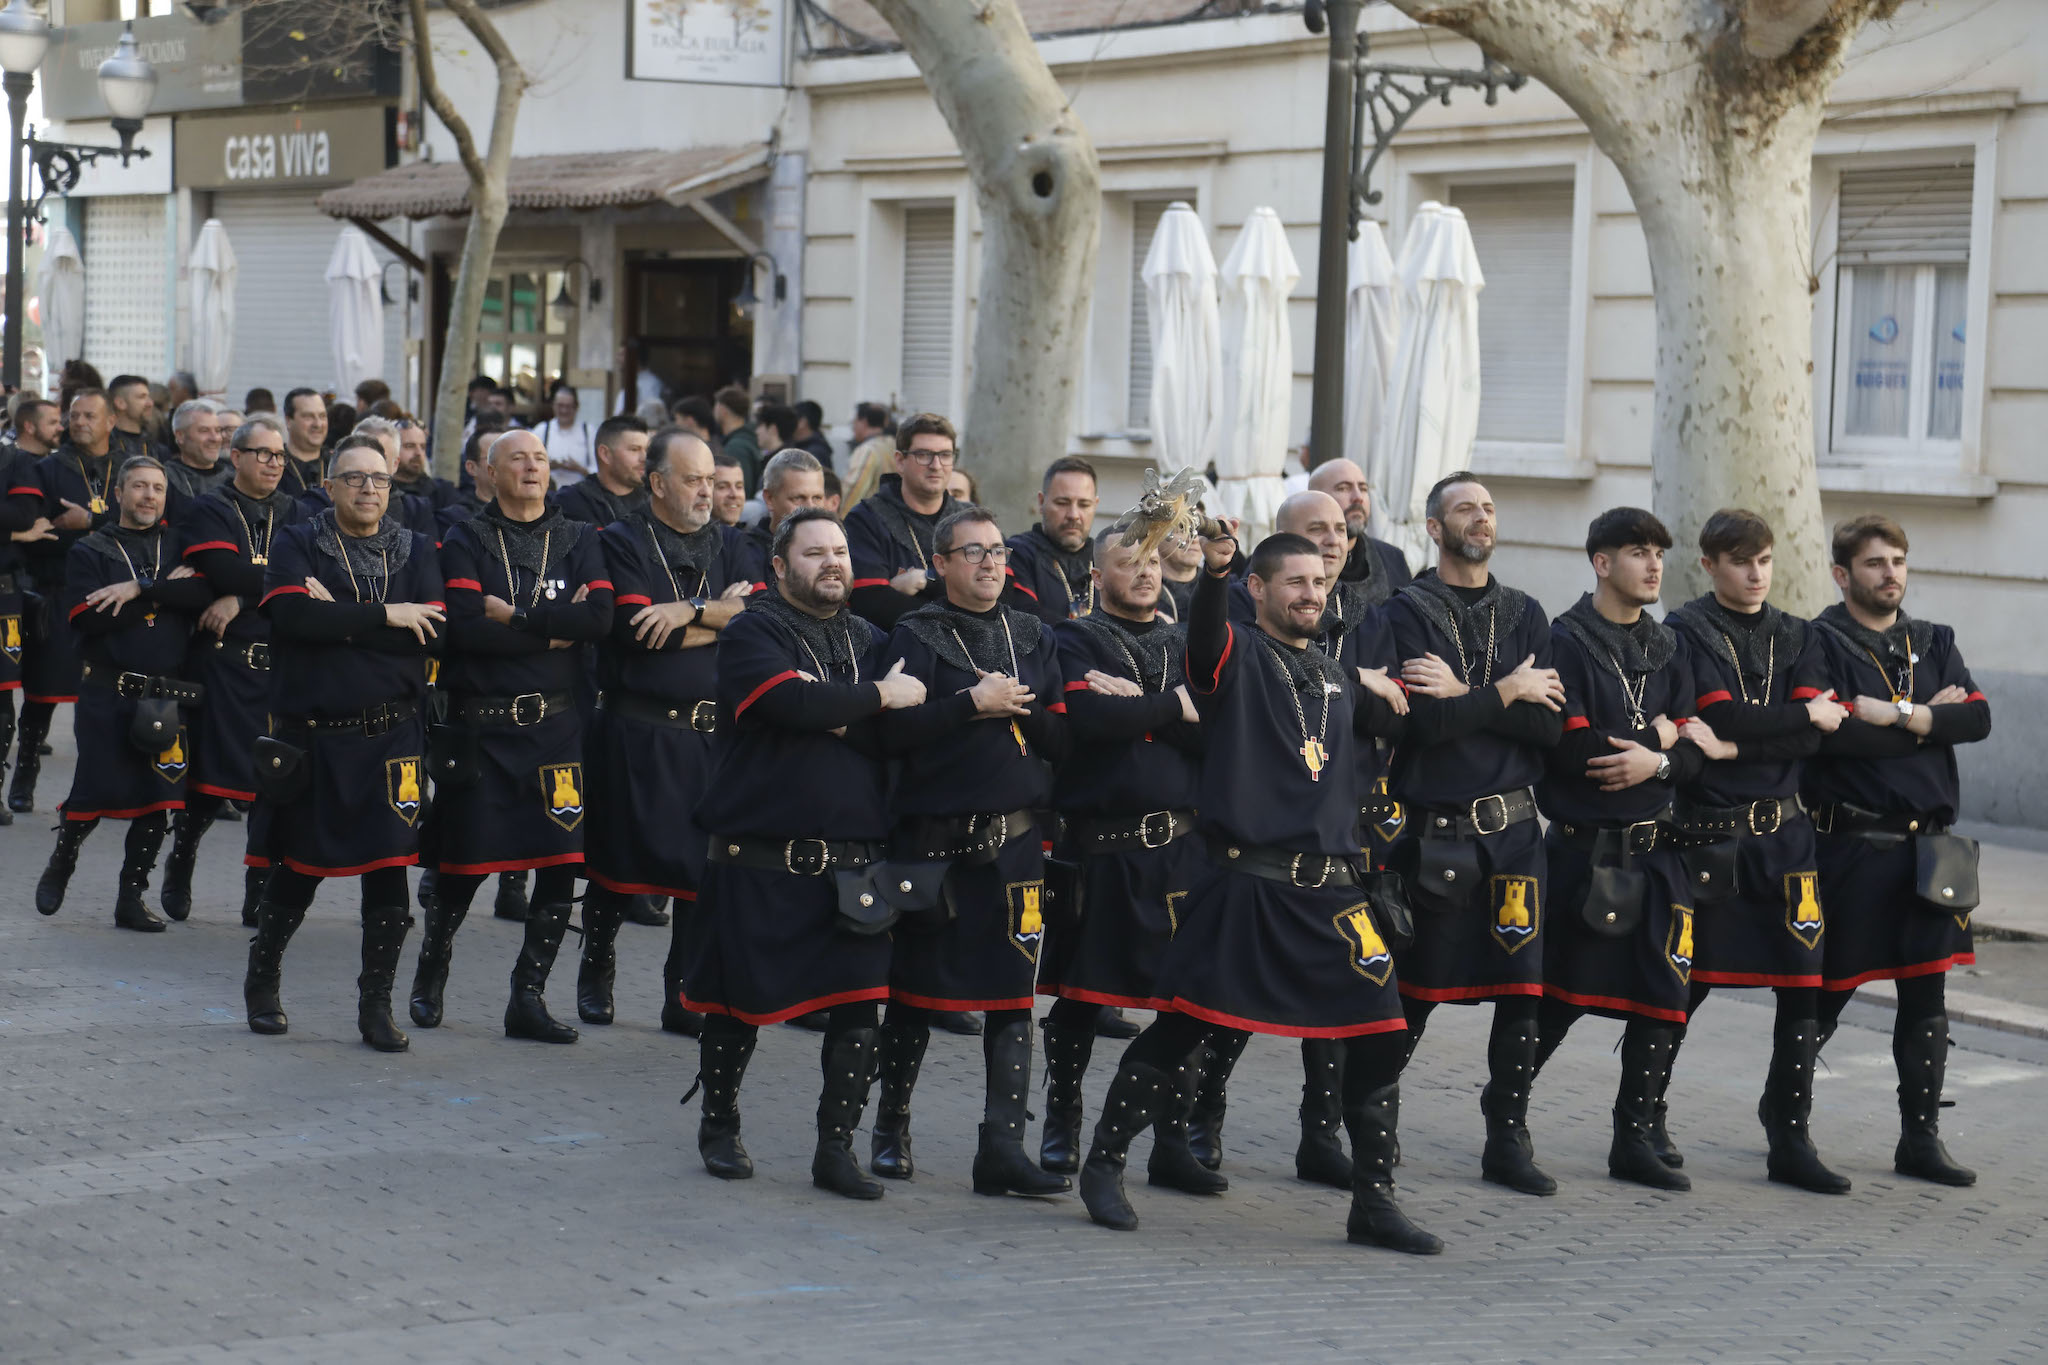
1896,699,1916,722
1654,752,1672,782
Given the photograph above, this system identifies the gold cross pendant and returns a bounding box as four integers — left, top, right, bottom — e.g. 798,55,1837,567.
1011,721,1028,755
1300,737,1327,780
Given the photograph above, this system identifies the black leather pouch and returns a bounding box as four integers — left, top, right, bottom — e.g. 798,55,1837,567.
129,696,180,754
1914,833,1980,914
1356,867,1415,951
427,723,479,788
1681,839,1740,904
1410,836,1482,914
251,735,309,804
1582,866,1646,938
1042,855,1084,937
879,860,953,934
834,865,900,936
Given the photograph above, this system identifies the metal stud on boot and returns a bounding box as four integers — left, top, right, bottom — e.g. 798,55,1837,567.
1650,1030,1685,1169
159,807,214,922
1149,1049,1229,1195
1893,1015,1975,1187
1760,1019,1851,1194
1038,1015,1094,1175
869,1018,929,1179
1479,1019,1556,1196
1185,1029,1249,1171
242,864,270,928
358,906,414,1052
972,1016,1072,1195
1345,1084,1444,1255
577,889,625,1025
408,895,468,1028
7,724,44,813
35,817,95,916
244,900,309,1035
1080,1060,1168,1231
504,900,580,1043
1295,1037,1353,1188
493,869,530,921
696,1028,757,1179
1608,1025,1690,1191
112,820,171,933
813,1027,885,1200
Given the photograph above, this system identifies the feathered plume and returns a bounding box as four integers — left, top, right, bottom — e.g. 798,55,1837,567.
1110,467,1219,561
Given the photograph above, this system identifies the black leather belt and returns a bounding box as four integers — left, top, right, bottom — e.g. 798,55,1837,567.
1808,802,1947,837
287,699,419,736
709,836,885,876
1207,837,1359,889
209,637,271,671
603,690,717,732
1070,809,1196,852
452,689,574,727
80,662,204,705
895,808,1035,863
1416,787,1538,840
1679,796,1797,838
1553,811,1674,855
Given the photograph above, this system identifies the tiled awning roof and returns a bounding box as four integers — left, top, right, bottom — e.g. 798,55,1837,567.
316,143,770,220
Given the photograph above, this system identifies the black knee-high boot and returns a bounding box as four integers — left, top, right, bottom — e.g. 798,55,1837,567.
7,699,50,814
358,906,413,1052
408,892,470,1028
696,1024,757,1179
36,816,96,915
1185,1029,1250,1171
1038,1012,1094,1175
504,899,579,1043
1344,1084,1444,1255
494,869,530,921
1479,1014,1555,1196
1609,1024,1690,1191
1651,1029,1685,1168
1149,1045,1229,1195
1296,1037,1352,1188
1079,1058,1169,1231
113,814,170,933
813,1026,885,1199
576,886,626,1025
0,694,14,826
244,900,310,1035
1760,1017,1851,1194
242,863,271,927
1894,1014,1975,1186
160,801,219,922
974,1014,1072,1196
870,1015,930,1179
659,900,703,1037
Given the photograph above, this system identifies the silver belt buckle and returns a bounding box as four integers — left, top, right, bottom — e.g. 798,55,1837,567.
1470,792,1510,837
1139,811,1173,849
1290,853,1331,889
1749,799,1781,836
511,692,547,726
784,838,831,876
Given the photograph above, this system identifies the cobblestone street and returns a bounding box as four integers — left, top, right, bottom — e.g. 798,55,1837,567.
2,735,2044,1363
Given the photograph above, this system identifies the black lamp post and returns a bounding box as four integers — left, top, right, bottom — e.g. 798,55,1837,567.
0,4,158,391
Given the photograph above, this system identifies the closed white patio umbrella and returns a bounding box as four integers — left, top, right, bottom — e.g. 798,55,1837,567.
35,226,85,382
188,219,238,396
1344,221,1400,492
1215,206,1300,543
1140,201,1221,479
325,226,384,396
1374,202,1484,564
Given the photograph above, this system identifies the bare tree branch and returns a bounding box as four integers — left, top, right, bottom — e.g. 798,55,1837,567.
407,0,486,187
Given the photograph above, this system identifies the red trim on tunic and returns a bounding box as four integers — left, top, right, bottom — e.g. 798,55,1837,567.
1039,984,1170,1011
1396,981,1546,1003
67,601,92,620
1964,690,1986,704
282,853,418,878
1009,577,1039,601
26,692,79,704
1822,953,1975,993
734,669,799,719
1696,690,1733,708
889,988,1038,1012
1563,715,1590,731
65,799,183,821
445,577,483,593
1172,997,1408,1039
0,680,19,692
1541,984,1689,1024
8,485,43,497
181,539,238,557
189,781,258,801
615,593,653,607
1046,701,1066,714
850,577,890,589
748,581,766,595
1692,969,1823,988
679,986,892,1027
438,852,585,875
1064,680,1091,693
585,579,614,592
1789,686,1823,701
258,585,307,606
587,870,697,898
1188,624,1233,695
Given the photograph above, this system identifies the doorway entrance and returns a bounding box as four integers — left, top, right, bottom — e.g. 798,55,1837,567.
624,256,752,407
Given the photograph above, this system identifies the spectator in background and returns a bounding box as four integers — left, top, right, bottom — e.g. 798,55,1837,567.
464,375,496,422
489,387,515,419
636,399,669,428
792,400,834,466
165,370,197,411
533,383,595,486
673,396,721,455
367,399,406,423
842,401,895,511
616,340,664,415
712,386,759,494
354,379,391,411
757,404,798,459
710,450,747,527
822,468,843,515
325,402,358,448
59,359,106,415
106,375,162,461
244,387,276,414
945,467,977,505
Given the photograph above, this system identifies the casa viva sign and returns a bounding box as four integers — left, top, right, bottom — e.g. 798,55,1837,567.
174,105,393,192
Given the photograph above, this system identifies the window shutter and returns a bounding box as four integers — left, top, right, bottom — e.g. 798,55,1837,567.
82,195,169,382
900,205,955,417
1837,164,1974,266
1127,197,1175,429
1447,181,1574,445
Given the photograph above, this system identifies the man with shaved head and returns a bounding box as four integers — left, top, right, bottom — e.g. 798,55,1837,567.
1308,458,1411,604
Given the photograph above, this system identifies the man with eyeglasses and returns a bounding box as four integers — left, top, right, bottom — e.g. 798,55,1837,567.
842,413,963,631
157,416,308,925
865,506,1071,1200
34,452,212,932
411,429,615,1045
242,442,444,1051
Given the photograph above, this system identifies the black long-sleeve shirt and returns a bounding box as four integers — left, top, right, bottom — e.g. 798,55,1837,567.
65,528,213,676
439,516,615,697
260,523,443,716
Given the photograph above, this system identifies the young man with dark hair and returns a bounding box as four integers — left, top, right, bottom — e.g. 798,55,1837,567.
1384,471,1567,1198
392,420,454,511
756,404,799,456
710,450,748,527
792,399,834,464
842,413,962,630
1803,513,1990,1187
107,375,163,463
843,402,896,511
279,388,329,498
34,455,212,931
557,415,651,526
868,506,1071,1199
1004,457,1100,626
244,387,277,415
672,395,720,450
713,386,760,494
1667,507,1852,1194
1530,507,1707,1192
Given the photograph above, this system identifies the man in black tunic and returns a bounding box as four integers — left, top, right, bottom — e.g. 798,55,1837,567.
161,415,307,925
243,442,443,1050
842,413,961,630
1385,472,1566,1198
1806,514,1990,1186
1531,508,1706,1191
0,412,58,824
556,416,651,527
729,447,828,593
1078,530,1435,1253
34,456,213,931
163,400,232,513
1003,457,1099,625
870,506,1071,1198
680,508,928,1197
1306,457,1412,597
1667,508,1851,1193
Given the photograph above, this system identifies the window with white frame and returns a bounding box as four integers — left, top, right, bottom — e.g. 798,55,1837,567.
1447,181,1574,447
899,204,955,417
1828,163,1972,459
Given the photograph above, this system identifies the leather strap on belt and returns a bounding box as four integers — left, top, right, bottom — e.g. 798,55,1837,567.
1416,787,1538,840
1070,808,1197,852
895,808,1035,863
1678,796,1796,838
80,662,204,705
208,637,271,671
1207,836,1359,889
1808,801,1947,837
602,690,717,733
452,689,574,727
708,836,885,876
1553,810,1674,855
283,699,419,736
